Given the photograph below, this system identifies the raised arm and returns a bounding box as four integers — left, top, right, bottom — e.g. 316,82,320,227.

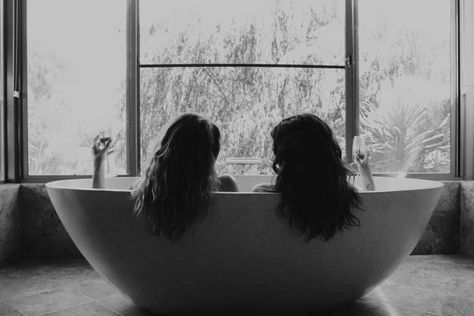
92,136,113,189
355,151,375,191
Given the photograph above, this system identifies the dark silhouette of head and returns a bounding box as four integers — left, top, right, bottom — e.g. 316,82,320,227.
132,113,220,240
271,113,361,241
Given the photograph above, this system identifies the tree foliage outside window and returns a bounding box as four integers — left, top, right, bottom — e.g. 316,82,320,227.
139,0,346,174
359,0,452,174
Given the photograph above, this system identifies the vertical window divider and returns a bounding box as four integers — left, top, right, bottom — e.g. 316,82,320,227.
127,0,140,176
453,0,461,178
345,0,359,163
459,0,474,180
5,0,25,182
20,0,27,181
0,0,4,182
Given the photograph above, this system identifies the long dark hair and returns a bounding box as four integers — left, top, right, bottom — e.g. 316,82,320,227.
132,113,221,240
271,113,361,241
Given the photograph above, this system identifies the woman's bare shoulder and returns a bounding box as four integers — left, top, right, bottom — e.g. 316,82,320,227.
251,183,275,192
217,174,239,192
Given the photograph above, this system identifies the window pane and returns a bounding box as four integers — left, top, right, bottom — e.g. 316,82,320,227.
359,0,452,174
27,0,127,175
140,68,345,175
140,0,345,66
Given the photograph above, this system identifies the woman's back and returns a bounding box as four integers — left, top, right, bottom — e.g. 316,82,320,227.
257,113,362,241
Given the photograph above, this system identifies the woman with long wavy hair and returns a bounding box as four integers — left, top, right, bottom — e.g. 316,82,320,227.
92,113,238,240
253,113,374,241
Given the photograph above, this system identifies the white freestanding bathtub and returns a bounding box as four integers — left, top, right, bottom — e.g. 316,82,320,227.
46,176,442,314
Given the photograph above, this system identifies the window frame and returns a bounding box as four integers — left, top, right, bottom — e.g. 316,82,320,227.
0,0,4,182
137,0,352,174
2,0,462,182
4,0,24,182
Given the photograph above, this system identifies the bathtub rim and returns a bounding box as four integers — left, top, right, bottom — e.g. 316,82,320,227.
46,176,444,194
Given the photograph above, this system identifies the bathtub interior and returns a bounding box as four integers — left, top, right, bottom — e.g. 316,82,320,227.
47,175,443,193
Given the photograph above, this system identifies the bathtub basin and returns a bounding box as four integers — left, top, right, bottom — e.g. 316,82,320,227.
46,176,442,313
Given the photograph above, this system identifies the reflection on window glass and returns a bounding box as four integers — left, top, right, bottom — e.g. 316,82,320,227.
140,0,345,65
27,0,127,175
359,0,452,174
140,68,345,175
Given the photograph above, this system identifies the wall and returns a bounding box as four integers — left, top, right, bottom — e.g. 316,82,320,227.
413,182,460,254
0,185,21,263
0,184,81,265
19,185,82,260
461,182,474,257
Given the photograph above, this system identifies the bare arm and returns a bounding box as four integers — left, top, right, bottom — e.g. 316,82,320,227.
251,183,274,192
92,136,113,189
355,152,375,191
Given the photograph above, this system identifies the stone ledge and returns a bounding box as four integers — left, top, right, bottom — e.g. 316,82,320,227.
461,182,474,258
0,184,21,264
19,184,82,260
412,181,460,255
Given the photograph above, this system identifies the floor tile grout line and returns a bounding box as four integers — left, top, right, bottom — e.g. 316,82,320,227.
0,300,26,316
1,283,89,304
388,270,474,296
0,272,118,308
37,301,100,316
403,255,474,262
4,288,95,316
387,301,442,316
61,283,121,302
2,285,95,303
400,258,474,271
394,265,474,277
382,279,474,304
390,271,474,296
91,293,125,303
1,289,58,304
371,288,442,316
95,299,126,316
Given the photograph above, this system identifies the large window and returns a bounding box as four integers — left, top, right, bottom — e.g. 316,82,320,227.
139,0,346,174
6,0,459,180
26,0,127,175
359,0,454,174
140,67,346,174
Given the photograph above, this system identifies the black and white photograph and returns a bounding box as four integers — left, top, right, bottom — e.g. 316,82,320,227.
0,0,473,315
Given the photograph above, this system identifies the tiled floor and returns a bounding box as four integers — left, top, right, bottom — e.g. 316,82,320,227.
0,255,473,316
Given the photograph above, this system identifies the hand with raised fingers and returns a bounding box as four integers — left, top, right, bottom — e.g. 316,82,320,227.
92,135,114,161
354,151,375,191
92,135,113,189
354,150,370,171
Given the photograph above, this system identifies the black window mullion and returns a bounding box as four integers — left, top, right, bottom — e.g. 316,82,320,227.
139,63,346,69
452,0,461,178
127,0,140,176
4,0,25,182
345,0,359,164
0,0,4,182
